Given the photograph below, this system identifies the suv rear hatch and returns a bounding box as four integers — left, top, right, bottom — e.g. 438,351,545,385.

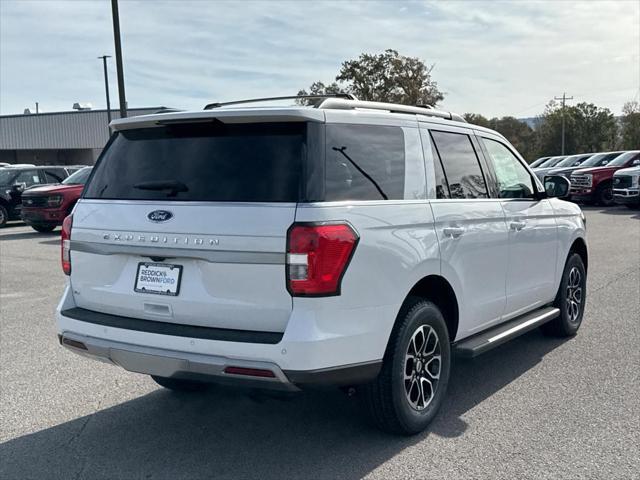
70,119,319,334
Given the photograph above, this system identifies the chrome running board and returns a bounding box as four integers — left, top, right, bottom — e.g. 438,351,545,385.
453,307,560,358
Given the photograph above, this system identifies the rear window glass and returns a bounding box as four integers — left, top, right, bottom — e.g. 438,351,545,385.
44,168,67,183
63,167,92,185
84,122,306,202
325,124,405,201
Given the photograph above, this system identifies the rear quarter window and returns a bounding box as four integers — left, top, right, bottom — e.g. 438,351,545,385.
324,124,406,201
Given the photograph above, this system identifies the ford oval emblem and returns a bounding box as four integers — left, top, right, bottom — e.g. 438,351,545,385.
147,210,173,223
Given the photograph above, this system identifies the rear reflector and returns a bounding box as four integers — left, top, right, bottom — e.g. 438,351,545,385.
223,366,276,378
61,337,87,350
286,223,358,296
61,214,73,275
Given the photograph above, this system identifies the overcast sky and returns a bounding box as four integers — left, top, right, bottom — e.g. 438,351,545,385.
1,0,638,118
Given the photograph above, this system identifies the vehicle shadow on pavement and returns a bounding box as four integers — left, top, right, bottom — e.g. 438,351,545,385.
0,230,59,241
0,330,567,480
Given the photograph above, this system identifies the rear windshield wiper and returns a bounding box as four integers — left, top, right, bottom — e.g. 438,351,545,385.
133,180,189,197
332,147,388,200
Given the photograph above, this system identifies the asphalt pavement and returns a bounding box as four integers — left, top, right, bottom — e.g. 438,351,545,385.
1,206,639,480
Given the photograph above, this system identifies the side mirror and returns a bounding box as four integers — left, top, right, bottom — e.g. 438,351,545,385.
11,183,25,193
544,175,570,198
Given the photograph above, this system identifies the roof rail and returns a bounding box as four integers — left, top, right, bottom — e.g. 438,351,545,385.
318,98,466,123
204,93,357,110
153,107,183,114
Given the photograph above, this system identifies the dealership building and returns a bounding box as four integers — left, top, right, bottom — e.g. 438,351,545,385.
0,107,164,166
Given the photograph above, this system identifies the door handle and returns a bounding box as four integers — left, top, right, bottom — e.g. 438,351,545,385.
443,227,465,238
510,220,526,231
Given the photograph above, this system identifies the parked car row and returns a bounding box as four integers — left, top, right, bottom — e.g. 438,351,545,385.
530,150,640,208
0,165,91,228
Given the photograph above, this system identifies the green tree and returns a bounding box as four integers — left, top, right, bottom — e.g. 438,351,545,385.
298,49,444,106
573,102,617,152
534,100,579,156
462,113,490,128
464,113,535,160
489,116,535,160
619,101,640,149
296,81,342,105
534,101,618,156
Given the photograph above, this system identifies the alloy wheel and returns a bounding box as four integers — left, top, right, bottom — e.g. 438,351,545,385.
566,266,583,323
404,325,441,411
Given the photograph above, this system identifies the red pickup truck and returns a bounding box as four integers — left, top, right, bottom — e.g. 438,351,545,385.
570,151,640,206
21,167,92,232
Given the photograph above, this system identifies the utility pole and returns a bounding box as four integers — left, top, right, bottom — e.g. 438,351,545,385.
98,55,112,135
554,92,573,155
111,0,127,118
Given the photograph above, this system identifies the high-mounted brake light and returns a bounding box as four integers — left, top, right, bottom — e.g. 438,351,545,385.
286,223,359,296
61,214,73,275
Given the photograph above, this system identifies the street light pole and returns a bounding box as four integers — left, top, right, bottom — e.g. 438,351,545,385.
111,0,127,118
98,55,112,135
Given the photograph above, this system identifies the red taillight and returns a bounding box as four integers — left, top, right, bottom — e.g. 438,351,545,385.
286,223,358,296
61,214,73,275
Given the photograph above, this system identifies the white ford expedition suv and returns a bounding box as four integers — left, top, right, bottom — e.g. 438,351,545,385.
56,95,588,435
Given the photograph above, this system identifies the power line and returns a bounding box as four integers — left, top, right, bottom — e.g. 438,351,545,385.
554,92,573,155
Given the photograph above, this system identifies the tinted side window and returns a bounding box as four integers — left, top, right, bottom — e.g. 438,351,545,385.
482,138,535,199
431,143,450,199
14,170,42,186
430,131,488,199
44,168,67,183
325,124,405,201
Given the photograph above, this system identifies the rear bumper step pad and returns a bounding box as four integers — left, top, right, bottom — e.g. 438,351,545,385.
60,307,283,344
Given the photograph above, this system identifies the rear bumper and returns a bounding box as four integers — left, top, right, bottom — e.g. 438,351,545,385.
21,207,66,225
58,329,381,390
59,331,299,391
56,287,389,389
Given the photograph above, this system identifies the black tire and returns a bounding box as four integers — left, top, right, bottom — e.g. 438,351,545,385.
541,253,587,337
151,375,209,392
362,298,451,435
31,224,56,233
0,205,7,228
595,182,614,206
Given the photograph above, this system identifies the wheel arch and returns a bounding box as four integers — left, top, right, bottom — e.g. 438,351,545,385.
569,237,588,272
402,275,459,342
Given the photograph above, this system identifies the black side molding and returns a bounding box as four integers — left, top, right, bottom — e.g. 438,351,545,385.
453,306,560,358
285,361,382,387
61,307,284,345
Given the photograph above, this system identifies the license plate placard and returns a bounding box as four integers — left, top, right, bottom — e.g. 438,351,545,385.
134,262,183,296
